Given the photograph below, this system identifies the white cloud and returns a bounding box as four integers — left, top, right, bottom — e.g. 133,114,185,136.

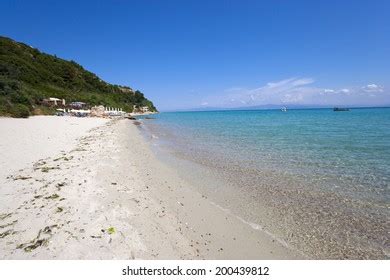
201,78,389,108
322,88,352,95
250,77,315,95
291,78,315,87
200,102,208,106
361,84,384,93
323,89,335,93
225,77,318,105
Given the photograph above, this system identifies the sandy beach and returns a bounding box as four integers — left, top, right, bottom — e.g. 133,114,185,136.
0,116,302,259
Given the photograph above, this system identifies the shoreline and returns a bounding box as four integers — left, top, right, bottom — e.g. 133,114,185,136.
0,116,301,259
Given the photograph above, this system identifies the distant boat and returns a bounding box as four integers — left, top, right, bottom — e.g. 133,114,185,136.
333,107,350,111
281,107,287,112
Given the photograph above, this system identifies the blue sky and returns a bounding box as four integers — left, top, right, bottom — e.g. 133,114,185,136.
1,0,389,110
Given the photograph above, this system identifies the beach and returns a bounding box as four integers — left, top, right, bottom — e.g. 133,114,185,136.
0,116,301,259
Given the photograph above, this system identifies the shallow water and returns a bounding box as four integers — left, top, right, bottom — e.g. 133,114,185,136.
140,108,390,259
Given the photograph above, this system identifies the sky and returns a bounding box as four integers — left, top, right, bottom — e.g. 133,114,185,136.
1,0,389,111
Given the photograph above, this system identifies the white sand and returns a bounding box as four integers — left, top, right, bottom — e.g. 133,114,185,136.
0,116,108,179
0,116,302,259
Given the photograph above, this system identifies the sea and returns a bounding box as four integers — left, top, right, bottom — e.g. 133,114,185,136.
139,108,390,259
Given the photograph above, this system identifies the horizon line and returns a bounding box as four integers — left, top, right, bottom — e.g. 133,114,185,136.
160,105,390,113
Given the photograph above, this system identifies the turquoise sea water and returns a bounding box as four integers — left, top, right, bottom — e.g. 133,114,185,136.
141,108,390,259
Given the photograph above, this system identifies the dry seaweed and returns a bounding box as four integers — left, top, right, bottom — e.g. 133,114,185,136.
22,239,49,252
0,229,14,238
0,220,18,229
45,194,60,200
53,156,73,162
56,182,66,190
17,225,58,252
12,175,33,180
41,166,60,173
70,148,87,153
0,213,12,220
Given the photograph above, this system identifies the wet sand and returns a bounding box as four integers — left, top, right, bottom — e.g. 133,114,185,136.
0,117,301,259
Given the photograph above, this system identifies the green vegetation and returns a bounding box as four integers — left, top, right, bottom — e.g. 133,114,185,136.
0,36,157,117
9,103,30,118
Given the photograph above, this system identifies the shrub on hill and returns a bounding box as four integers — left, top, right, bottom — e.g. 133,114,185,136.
0,36,157,117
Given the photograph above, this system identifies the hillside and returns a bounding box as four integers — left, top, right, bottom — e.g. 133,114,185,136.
0,36,156,117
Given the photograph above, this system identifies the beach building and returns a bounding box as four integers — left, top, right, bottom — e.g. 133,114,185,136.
42,97,66,107
69,101,87,109
132,105,149,113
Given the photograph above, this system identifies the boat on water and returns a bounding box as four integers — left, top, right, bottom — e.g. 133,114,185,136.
281,106,287,112
333,107,350,111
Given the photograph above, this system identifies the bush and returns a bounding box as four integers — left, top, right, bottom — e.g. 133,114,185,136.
10,104,30,118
